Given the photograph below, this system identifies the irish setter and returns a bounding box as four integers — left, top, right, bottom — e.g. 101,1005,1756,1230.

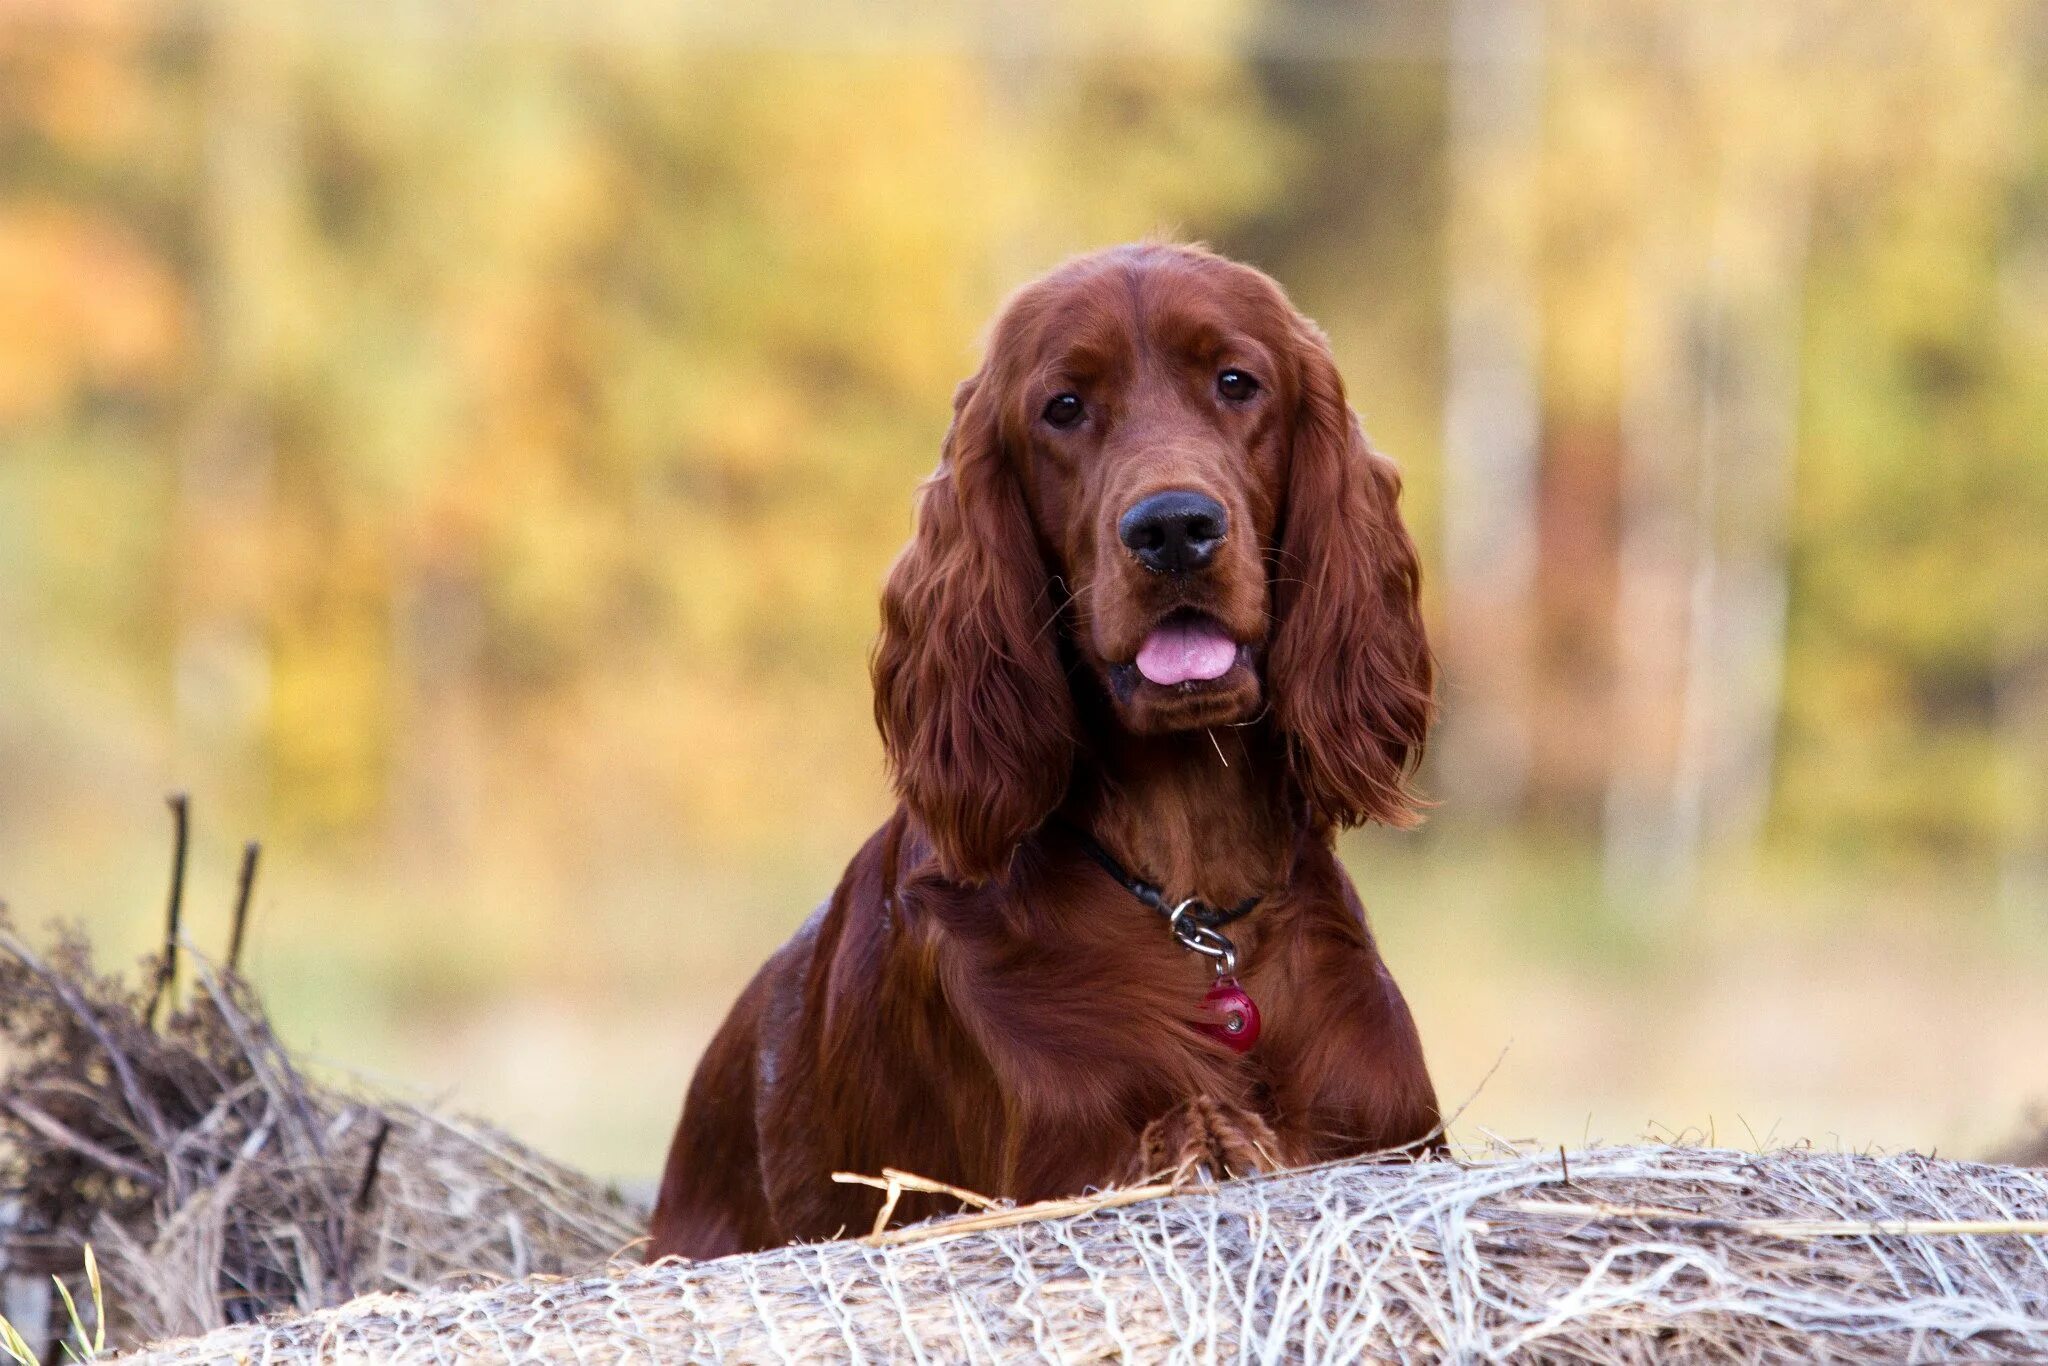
648,243,1439,1260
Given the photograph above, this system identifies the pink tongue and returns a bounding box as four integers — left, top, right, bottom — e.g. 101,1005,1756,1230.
1135,619,1238,686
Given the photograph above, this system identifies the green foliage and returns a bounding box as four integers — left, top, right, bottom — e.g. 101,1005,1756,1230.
0,1247,105,1365
0,1,2041,894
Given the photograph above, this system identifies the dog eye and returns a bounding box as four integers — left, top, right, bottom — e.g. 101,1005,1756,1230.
1217,369,1260,402
1042,393,1086,429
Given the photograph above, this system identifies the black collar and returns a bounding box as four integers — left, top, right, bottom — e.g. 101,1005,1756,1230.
1058,820,1262,931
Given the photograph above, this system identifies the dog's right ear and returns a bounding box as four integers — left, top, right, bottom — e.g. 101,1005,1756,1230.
872,374,1076,884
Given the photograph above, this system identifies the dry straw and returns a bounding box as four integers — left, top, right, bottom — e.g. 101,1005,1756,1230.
0,914,642,1353
3,813,2047,1362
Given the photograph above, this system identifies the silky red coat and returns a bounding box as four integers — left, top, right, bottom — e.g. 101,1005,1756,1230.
649,244,1440,1260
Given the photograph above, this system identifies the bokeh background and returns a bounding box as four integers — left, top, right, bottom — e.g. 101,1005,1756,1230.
2,0,2045,1182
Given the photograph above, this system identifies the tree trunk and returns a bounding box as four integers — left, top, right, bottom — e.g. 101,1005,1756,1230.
1603,41,1812,913
1436,0,1546,824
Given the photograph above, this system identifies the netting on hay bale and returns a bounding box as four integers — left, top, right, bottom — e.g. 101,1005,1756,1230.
0,914,643,1352
119,1144,2048,1364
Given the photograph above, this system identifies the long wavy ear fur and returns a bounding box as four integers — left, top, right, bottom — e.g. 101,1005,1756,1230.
1269,320,1436,830
872,376,1075,882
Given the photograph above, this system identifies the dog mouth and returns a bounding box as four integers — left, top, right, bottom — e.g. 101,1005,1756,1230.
1106,608,1252,705
1134,609,1240,686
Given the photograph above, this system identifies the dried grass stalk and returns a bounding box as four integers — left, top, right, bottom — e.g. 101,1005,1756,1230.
122,1142,2048,1364
0,914,643,1352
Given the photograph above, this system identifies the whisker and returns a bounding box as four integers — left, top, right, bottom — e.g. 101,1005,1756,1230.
1035,600,1068,642
1206,728,1230,769
1029,575,1086,642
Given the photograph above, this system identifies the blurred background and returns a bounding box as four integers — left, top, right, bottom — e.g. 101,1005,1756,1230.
2,0,2044,1182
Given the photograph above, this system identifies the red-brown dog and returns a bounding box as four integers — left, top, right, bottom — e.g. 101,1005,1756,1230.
649,243,1439,1260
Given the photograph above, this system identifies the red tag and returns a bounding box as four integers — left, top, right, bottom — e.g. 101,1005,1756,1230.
1197,975,1260,1053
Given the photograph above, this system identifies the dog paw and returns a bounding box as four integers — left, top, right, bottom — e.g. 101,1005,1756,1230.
1133,1095,1285,1185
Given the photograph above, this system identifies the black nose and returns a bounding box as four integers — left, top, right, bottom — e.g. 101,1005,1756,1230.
1118,490,1228,574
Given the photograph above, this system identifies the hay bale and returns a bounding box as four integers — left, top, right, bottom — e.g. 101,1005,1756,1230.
119,1144,2048,1363
6,884,2045,1362
0,915,643,1351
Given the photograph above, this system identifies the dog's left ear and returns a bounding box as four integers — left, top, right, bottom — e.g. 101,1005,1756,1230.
1268,318,1435,831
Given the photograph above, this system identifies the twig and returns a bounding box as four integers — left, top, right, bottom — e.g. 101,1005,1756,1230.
833,1168,1002,1212
842,1177,1183,1249
870,1178,902,1236
228,840,261,972
833,1167,1002,1237
832,1166,1188,1247
0,1094,163,1190
354,1119,394,1212
146,792,191,1029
